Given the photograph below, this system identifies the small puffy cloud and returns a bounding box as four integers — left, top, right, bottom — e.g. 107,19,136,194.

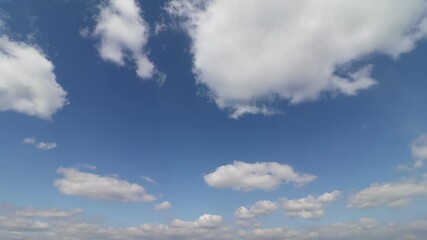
348,176,427,208
154,201,172,211
281,191,341,219
234,201,278,220
23,137,57,150
54,167,157,202
92,0,163,81
0,36,67,119
166,0,427,118
204,161,316,191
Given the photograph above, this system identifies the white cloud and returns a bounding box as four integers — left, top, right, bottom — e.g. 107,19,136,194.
23,137,57,150
54,167,157,202
348,175,427,208
166,0,427,117
0,36,67,119
154,201,172,211
281,191,341,219
234,201,278,220
93,0,163,81
204,161,316,191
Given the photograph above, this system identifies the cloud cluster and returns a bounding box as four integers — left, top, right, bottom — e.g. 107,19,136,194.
0,36,67,119
2,204,427,240
235,191,340,223
0,205,235,240
348,175,427,208
54,167,157,202
166,0,427,117
23,137,57,150
204,161,316,191
242,218,427,240
93,0,163,81
281,191,341,219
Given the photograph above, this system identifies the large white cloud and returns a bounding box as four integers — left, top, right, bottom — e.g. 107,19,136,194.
204,161,316,191
54,167,157,202
0,36,67,119
348,174,427,208
93,0,163,81
166,0,427,117
281,191,341,219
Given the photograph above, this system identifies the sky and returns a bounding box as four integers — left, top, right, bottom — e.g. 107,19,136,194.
1,0,427,239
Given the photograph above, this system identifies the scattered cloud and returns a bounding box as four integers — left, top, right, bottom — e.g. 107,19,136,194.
166,0,427,118
204,161,316,191
348,175,427,208
54,167,157,202
92,0,164,82
281,191,341,219
154,201,172,211
23,137,57,150
0,35,68,119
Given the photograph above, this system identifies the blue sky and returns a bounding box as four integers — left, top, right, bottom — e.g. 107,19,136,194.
1,0,427,239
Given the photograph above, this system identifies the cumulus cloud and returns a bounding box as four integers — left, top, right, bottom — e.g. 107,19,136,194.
54,167,157,202
281,191,341,219
23,137,57,150
166,0,427,117
0,36,67,119
92,0,164,81
348,175,427,208
204,161,316,191
154,201,172,211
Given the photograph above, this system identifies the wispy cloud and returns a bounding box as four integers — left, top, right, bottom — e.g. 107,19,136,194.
23,138,57,150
